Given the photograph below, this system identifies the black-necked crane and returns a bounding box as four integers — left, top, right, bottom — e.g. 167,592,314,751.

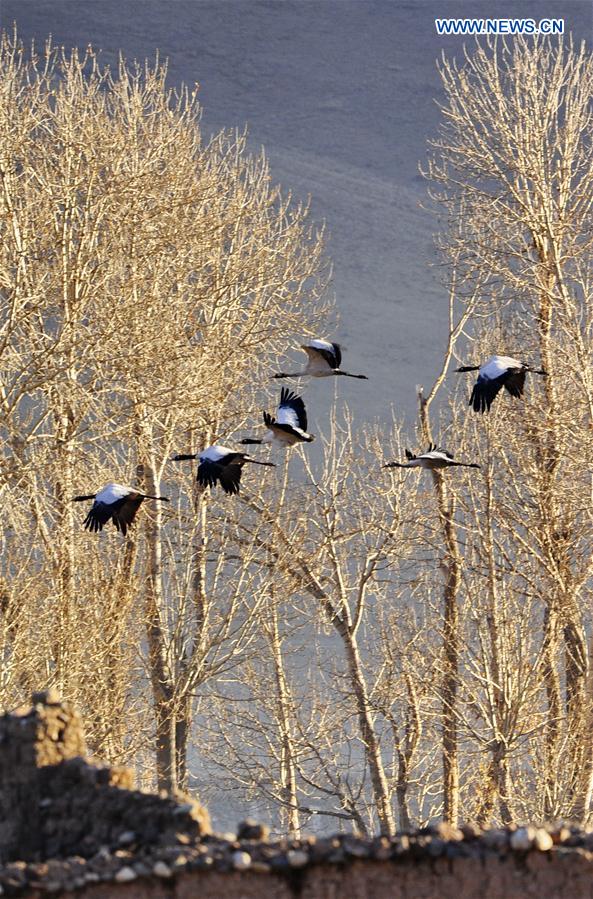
273,339,368,380
383,444,480,471
171,445,275,495
240,388,315,448
455,355,547,413
72,483,170,535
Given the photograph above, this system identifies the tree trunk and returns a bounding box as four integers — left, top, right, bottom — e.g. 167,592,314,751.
342,629,395,836
394,675,420,831
569,632,593,824
267,609,301,837
154,693,177,792
541,604,561,817
419,392,461,826
139,424,177,791
536,257,587,813
434,475,461,826
175,695,192,791
492,743,512,825
54,396,76,697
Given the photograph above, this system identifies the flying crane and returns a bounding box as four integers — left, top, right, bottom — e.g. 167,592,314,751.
383,445,480,471
273,339,367,380
456,355,546,413
72,483,170,535
240,388,315,447
171,445,275,495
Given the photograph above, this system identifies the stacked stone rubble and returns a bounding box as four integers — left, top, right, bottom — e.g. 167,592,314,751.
0,691,209,864
0,689,86,861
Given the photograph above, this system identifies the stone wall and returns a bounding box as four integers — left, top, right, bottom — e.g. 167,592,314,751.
0,690,86,861
0,691,209,865
6,845,593,898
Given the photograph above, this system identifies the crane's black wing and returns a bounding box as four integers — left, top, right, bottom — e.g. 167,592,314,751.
83,500,121,533
469,373,507,413
217,463,243,495
312,342,341,370
111,494,145,536
330,342,342,369
279,388,308,431
197,458,242,494
503,368,527,399
197,459,221,490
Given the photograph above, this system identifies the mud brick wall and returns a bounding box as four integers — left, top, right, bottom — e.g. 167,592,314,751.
0,690,87,861
0,691,208,864
37,756,207,860
7,841,593,899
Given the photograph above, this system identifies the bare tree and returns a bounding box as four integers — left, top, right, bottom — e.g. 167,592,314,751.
203,410,428,835
425,35,593,823
0,32,330,793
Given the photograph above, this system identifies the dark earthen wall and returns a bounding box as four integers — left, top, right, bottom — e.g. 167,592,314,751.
14,851,592,899
0,692,208,864
0,691,86,860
